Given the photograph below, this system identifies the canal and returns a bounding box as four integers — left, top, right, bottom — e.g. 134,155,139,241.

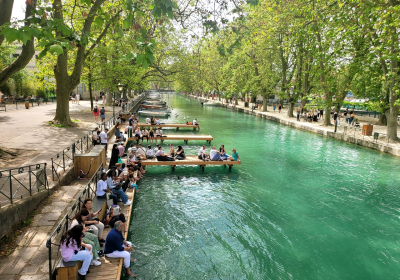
123,94,400,280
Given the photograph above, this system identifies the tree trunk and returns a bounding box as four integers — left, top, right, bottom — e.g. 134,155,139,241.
106,89,112,105
235,94,238,105
324,105,331,126
123,88,127,100
262,97,268,112
378,108,387,125
287,102,295,118
88,60,93,111
127,87,133,98
386,104,399,140
53,49,74,126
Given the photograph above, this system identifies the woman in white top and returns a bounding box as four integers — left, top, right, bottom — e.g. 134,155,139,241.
69,208,102,264
155,128,162,143
76,93,80,104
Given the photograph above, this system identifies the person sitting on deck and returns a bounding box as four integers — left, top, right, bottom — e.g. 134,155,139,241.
134,128,141,144
118,142,126,158
175,145,186,160
141,128,149,143
69,209,103,264
146,145,155,159
104,206,128,230
151,116,156,125
155,128,163,143
167,143,175,157
60,225,93,280
198,145,210,160
210,146,223,161
227,148,239,161
96,172,118,205
146,117,151,124
193,118,200,130
219,145,230,160
155,146,175,161
104,221,136,277
156,118,161,125
81,198,105,243
115,124,125,141
136,143,147,160
106,170,132,206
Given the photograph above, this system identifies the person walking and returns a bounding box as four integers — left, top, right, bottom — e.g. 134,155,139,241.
76,93,80,105
100,107,106,123
273,103,276,112
297,108,301,121
93,106,99,123
101,92,106,104
278,104,282,113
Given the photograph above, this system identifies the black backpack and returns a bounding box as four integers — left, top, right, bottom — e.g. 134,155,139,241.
93,107,98,113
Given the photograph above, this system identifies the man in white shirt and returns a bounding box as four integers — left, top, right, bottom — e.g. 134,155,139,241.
210,146,222,161
193,119,200,130
146,145,155,159
155,128,162,143
198,145,209,160
146,117,151,124
141,128,149,143
100,128,108,155
136,144,146,159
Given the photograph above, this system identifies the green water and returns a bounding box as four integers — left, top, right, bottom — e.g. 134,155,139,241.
123,94,400,280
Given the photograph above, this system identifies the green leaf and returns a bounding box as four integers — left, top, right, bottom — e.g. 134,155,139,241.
49,44,64,55
1,27,20,43
123,19,130,29
94,17,104,28
117,27,124,37
20,31,31,45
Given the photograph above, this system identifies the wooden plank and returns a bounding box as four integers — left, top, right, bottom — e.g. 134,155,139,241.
125,134,213,144
137,122,199,129
139,155,241,167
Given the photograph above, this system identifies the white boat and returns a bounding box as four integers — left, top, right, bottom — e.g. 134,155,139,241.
138,110,170,117
202,101,220,107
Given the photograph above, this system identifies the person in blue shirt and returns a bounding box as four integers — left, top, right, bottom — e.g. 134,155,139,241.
228,148,239,161
104,221,135,276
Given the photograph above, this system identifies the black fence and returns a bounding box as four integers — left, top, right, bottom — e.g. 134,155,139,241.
99,93,146,131
0,163,48,207
46,163,103,280
50,133,93,181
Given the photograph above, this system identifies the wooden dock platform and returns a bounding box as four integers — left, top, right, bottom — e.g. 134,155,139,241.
137,123,200,130
139,155,241,171
86,187,135,280
126,134,213,145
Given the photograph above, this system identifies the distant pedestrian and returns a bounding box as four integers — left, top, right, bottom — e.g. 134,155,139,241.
93,106,99,123
278,104,282,113
273,103,276,111
76,93,80,105
100,107,106,123
95,95,98,103
320,109,324,119
71,92,76,104
297,108,301,121
101,92,106,104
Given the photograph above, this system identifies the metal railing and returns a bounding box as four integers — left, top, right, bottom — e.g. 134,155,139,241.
0,163,48,207
46,163,103,280
99,93,146,131
51,133,93,181
334,124,400,148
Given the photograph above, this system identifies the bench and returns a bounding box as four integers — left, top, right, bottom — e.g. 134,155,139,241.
0,102,5,111
56,260,81,280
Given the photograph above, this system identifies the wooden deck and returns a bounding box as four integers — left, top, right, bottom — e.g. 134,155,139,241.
126,134,213,144
140,155,241,171
137,122,200,130
85,187,135,280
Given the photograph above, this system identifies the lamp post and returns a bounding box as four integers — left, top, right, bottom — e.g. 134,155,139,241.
116,83,123,119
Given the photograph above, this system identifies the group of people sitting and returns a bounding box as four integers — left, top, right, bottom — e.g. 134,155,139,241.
198,145,239,161
60,199,135,279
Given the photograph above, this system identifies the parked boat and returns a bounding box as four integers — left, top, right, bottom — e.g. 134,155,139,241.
138,110,170,117
141,104,165,109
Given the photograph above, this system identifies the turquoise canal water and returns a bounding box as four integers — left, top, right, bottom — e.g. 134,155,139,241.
122,94,400,280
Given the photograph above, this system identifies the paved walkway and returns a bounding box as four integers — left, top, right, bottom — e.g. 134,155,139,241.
199,96,396,135
0,100,113,168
